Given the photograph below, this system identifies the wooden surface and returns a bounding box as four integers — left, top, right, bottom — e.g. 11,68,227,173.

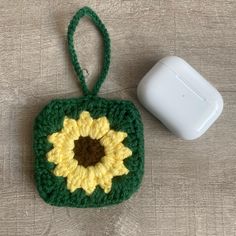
0,1,236,235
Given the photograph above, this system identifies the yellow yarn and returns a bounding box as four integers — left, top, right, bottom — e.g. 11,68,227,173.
47,111,132,195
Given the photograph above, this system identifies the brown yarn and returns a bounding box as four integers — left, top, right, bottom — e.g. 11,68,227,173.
73,137,105,167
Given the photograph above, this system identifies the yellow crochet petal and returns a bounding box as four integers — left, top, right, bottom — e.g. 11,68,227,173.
100,130,127,148
89,116,110,139
94,162,108,179
111,161,129,176
81,166,97,195
55,138,74,151
77,111,93,137
54,159,78,177
68,165,87,183
47,148,74,164
62,117,80,140
100,155,115,170
48,132,67,146
98,174,113,193
67,165,88,192
105,143,132,160
49,133,74,151
101,154,129,176
47,148,61,164
68,183,80,193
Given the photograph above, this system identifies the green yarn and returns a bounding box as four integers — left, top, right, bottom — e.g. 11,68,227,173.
68,6,111,96
34,96,144,207
33,6,144,208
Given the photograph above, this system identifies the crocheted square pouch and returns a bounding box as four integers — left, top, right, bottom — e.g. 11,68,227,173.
33,7,144,208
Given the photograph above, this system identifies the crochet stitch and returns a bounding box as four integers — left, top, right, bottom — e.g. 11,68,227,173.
47,111,132,194
33,6,144,208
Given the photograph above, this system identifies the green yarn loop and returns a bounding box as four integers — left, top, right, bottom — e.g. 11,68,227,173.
67,6,111,96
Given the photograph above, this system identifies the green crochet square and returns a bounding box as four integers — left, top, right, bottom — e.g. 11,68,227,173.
33,96,144,207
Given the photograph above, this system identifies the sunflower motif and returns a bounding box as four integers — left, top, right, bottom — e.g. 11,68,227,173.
46,111,132,195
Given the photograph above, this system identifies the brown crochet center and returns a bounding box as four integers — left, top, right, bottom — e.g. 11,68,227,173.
73,137,105,167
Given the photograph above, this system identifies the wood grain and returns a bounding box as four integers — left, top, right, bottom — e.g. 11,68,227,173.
0,0,236,235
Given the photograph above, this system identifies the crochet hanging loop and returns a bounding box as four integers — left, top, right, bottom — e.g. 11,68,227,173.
67,6,111,96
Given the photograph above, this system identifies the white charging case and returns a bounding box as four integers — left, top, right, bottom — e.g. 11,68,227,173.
137,56,223,140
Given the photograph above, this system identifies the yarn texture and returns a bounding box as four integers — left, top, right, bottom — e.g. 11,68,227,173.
33,6,144,208
47,111,132,195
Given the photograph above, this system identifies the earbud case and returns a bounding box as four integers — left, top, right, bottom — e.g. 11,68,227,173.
137,56,223,140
